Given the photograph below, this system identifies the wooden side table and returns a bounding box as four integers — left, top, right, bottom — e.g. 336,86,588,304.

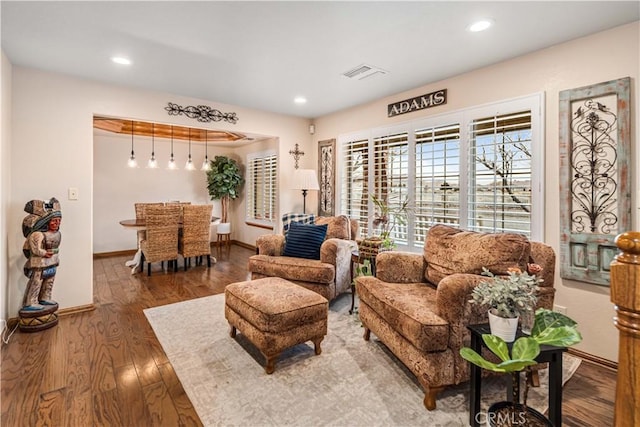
349,250,377,314
467,324,566,427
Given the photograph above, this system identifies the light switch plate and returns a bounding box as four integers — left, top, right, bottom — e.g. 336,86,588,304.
68,187,78,200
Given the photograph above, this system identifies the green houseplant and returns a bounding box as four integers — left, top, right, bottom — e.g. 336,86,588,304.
460,309,582,426
370,194,411,250
206,156,244,224
471,266,542,341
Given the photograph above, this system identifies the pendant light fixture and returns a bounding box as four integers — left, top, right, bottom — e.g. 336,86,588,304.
185,128,195,170
201,130,211,171
167,126,177,169
127,120,137,168
147,123,158,168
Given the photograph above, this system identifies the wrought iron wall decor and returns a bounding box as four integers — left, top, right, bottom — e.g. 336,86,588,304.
289,143,305,169
318,139,336,216
165,102,238,124
559,77,631,286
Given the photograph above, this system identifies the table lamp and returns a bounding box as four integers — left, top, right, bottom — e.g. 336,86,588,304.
292,169,320,214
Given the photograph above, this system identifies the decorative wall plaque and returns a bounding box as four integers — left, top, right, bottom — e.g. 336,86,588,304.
388,89,447,117
318,139,336,216
165,102,238,124
559,77,631,286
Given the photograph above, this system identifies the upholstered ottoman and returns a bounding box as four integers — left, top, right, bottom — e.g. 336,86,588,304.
224,277,329,374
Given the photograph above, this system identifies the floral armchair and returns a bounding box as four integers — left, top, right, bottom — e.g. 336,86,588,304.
355,224,556,410
248,215,358,301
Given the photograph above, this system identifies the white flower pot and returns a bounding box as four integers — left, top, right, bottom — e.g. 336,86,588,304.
488,310,519,342
217,222,231,234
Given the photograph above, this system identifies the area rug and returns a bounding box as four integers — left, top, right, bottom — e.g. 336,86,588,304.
144,294,581,426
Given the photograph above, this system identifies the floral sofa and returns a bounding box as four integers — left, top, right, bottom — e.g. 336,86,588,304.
355,224,556,410
248,215,358,301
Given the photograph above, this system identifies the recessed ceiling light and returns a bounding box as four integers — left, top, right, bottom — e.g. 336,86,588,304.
111,56,132,65
468,19,493,32
294,96,307,104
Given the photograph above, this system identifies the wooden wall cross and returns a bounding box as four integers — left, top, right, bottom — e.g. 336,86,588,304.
289,143,305,169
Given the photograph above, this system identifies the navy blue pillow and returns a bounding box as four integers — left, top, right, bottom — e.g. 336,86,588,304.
282,222,328,260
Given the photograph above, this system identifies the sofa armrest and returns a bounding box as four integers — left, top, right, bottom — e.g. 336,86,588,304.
375,251,426,284
321,238,358,294
435,273,487,327
320,238,357,265
256,234,285,256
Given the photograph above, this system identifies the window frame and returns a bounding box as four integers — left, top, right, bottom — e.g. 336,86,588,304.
337,93,545,250
245,150,278,227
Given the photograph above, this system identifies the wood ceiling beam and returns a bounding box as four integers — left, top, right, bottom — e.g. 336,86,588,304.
93,116,245,142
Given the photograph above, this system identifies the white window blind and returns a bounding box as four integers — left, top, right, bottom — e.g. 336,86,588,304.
340,138,370,236
373,131,409,244
338,94,543,249
247,152,277,223
414,123,461,244
467,111,532,236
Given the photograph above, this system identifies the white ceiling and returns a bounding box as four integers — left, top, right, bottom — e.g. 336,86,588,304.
2,1,638,119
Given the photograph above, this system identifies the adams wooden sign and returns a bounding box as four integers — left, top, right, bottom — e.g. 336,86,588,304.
388,89,447,117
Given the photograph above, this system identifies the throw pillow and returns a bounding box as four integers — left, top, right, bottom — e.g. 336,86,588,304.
283,222,328,260
282,213,315,235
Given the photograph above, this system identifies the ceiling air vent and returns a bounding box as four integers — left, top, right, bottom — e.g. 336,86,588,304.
342,63,388,80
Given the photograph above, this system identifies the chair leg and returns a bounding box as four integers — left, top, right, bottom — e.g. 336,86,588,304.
174,259,178,272
184,257,188,271
147,263,151,276
207,254,211,268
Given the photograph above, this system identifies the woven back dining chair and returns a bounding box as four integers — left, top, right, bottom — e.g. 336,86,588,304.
134,202,164,242
139,204,181,276
179,204,214,270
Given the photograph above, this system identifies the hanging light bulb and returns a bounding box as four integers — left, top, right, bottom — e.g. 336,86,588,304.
147,123,158,168
185,128,195,170
127,120,138,168
201,129,211,171
167,126,177,169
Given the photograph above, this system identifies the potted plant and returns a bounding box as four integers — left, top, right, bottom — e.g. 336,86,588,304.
369,193,411,250
206,156,244,228
460,309,582,426
470,265,542,342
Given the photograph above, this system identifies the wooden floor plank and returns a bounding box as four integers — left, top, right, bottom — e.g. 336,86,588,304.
36,387,68,427
143,380,182,427
1,246,617,425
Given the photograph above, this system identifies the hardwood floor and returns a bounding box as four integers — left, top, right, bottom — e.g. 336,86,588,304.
2,245,616,426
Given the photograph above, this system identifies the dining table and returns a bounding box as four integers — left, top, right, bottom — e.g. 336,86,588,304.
119,216,220,274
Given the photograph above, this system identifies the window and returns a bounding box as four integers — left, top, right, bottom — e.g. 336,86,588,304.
372,131,409,244
338,94,543,250
415,123,461,244
340,137,370,236
468,111,533,235
246,151,277,225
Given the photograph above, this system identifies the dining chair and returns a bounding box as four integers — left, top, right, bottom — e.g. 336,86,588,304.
179,204,214,270
165,201,191,222
134,202,163,242
140,204,181,276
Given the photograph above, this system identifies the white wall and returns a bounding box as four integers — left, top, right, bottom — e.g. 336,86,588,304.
94,132,228,253
1,51,13,325
94,132,282,253
314,21,640,361
8,67,312,319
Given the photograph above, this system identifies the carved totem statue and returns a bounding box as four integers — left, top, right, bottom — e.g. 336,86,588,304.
19,197,62,332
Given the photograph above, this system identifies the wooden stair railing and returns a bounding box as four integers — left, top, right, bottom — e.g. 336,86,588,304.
610,231,640,427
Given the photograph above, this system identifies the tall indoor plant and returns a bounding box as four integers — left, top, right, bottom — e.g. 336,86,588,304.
206,156,244,224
